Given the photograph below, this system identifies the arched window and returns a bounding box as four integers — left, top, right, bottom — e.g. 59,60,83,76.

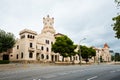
41,46,44,50
41,54,44,59
30,43,32,48
28,35,29,38
46,47,49,52
46,55,49,59
21,52,23,58
16,54,18,59
33,36,34,39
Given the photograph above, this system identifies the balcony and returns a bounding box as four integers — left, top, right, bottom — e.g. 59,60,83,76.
28,47,35,52
36,49,41,53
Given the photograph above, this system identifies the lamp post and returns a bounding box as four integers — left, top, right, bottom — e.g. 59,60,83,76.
79,38,86,65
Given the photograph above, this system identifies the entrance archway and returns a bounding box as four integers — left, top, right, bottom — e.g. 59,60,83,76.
36,53,40,61
3,54,9,60
51,55,54,61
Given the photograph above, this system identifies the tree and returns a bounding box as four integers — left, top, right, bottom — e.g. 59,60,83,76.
115,0,120,6
0,29,16,53
89,47,96,62
112,15,120,39
112,0,120,39
80,46,96,63
52,35,77,61
115,53,120,61
80,46,89,63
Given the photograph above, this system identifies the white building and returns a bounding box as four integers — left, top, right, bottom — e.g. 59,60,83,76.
9,15,79,63
94,43,111,62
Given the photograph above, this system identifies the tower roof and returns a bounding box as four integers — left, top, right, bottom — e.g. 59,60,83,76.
19,29,37,35
41,15,55,34
104,43,109,48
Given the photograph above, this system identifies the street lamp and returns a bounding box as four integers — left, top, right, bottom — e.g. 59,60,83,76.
79,38,86,65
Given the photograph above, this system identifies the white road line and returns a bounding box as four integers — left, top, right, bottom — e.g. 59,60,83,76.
42,74,57,78
117,69,120,72
87,76,98,80
110,71,116,73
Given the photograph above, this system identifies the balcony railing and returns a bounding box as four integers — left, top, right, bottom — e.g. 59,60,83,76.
28,47,35,52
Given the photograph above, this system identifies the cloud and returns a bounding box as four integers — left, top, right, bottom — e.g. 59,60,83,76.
0,0,119,52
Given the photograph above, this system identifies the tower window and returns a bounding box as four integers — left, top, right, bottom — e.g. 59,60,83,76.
17,45,19,49
45,40,49,44
30,43,33,48
28,35,29,38
41,46,44,50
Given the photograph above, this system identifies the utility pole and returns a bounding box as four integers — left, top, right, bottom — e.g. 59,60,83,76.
79,38,86,65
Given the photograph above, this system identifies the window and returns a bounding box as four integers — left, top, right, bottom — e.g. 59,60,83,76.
21,35,25,39
46,47,49,52
41,46,44,50
46,40,47,44
28,35,29,38
46,55,49,59
45,40,49,44
17,45,19,49
28,34,35,39
30,43,32,48
21,52,23,58
41,54,44,59
33,36,34,39
47,40,49,44
29,52,33,58
16,54,18,59
30,35,32,38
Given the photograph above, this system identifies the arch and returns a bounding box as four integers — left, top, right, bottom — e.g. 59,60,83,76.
3,54,9,60
30,35,32,38
36,53,40,60
27,35,29,38
46,55,49,59
46,47,49,52
41,54,44,59
21,52,23,58
16,54,18,59
41,46,44,50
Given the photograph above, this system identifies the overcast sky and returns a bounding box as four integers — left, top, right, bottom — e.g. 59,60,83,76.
0,0,119,53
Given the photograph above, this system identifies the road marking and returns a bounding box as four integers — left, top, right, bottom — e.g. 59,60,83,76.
117,69,120,72
110,71,116,73
87,76,98,80
43,74,57,78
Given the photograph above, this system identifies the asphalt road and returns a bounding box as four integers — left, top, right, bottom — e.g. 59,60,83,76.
0,63,120,80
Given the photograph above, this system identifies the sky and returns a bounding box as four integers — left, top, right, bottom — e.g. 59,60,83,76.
0,0,120,53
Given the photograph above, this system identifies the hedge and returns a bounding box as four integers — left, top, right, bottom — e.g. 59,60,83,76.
0,60,10,64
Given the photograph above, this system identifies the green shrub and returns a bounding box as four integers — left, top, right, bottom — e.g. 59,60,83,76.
0,60,10,64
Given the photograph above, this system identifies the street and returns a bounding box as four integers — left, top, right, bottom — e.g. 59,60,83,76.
0,64,120,80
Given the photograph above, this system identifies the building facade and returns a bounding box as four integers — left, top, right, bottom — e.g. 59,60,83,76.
0,15,111,63
94,43,111,62
9,15,79,63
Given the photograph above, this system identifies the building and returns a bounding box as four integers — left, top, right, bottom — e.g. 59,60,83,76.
94,43,111,62
0,15,111,64
9,15,79,63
